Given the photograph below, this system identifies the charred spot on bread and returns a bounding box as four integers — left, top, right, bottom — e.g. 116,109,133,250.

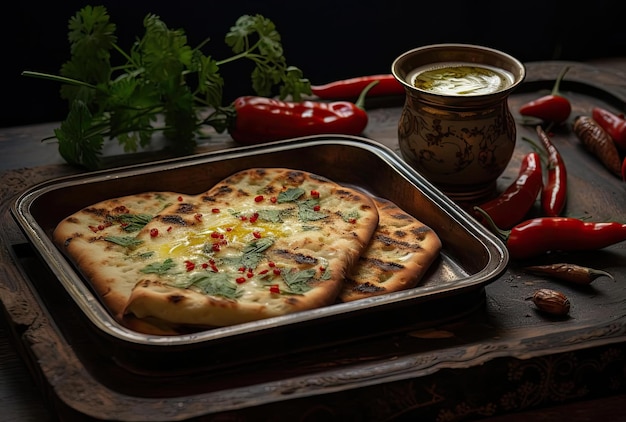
175,203,195,213
346,279,386,294
167,294,186,304
159,215,186,226
366,256,405,272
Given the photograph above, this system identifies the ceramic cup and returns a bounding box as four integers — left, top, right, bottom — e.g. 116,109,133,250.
392,43,525,203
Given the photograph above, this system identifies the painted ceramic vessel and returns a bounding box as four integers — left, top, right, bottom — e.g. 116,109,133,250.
392,44,525,203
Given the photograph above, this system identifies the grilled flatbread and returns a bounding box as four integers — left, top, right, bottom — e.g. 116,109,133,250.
51,191,193,326
53,168,379,332
339,197,442,302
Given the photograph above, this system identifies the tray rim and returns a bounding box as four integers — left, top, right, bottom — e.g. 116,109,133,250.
10,134,509,346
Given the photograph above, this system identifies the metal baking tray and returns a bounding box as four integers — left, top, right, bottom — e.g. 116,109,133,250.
11,135,508,373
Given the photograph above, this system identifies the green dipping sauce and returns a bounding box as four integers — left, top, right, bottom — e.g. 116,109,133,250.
411,63,513,95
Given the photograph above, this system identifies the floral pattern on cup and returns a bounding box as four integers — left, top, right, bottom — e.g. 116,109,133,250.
398,101,516,182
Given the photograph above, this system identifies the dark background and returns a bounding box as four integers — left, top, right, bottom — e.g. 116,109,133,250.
4,0,625,128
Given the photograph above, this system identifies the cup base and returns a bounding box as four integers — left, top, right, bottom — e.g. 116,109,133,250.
437,181,497,204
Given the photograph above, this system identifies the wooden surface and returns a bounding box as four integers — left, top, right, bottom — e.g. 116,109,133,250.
2,60,626,421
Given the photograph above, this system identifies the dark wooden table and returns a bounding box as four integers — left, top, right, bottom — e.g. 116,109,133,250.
2,59,626,422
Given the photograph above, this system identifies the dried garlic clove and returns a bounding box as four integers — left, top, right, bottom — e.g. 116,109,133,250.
532,288,571,316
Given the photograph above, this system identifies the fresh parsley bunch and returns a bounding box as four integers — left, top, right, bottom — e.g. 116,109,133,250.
23,5,311,170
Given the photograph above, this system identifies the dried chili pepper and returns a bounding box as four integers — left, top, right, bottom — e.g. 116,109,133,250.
536,125,567,217
591,106,626,150
519,66,571,124
523,263,614,285
311,74,404,99
473,151,542,229
573,115,622,177
228,81,377,145
474,208,626,260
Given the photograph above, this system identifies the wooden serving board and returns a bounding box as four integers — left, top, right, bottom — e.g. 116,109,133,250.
1,61,626,421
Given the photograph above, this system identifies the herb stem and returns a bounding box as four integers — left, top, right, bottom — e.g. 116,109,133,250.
215,40,263,66
21,71,97,89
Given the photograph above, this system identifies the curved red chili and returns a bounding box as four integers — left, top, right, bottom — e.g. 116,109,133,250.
506,217,626,260
474,208,626,260
591,106,626,150
228,81,378,145
519,66,571,124
536,125,567,216
228,98,368,144
622,156,626,181
474,151,543,229
311,74,405,99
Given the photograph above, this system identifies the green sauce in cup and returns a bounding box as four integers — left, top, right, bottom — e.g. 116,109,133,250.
411,63,514,95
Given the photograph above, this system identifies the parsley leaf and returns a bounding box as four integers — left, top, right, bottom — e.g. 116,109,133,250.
256,208,292,223
116,213,153,232
60,5,116,101
104,235,144,248
53,100,104,169
140,258,176,274
298,199,327,222
341,210,360,222
240,237,274,269
281,268,315,294
184,273,239,299
277,188,305,203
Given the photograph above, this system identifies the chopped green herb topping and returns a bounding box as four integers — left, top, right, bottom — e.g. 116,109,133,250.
240,237,274,268
104,235,144,248
117,213,153,232
140,258,176,274
256,208,293,223
278,187,305,203
282,268,315,293
298,199,327,222
341,210,359,222
178,272,239,299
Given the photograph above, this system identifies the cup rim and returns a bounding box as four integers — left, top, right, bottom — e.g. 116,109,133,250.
391,43,526,98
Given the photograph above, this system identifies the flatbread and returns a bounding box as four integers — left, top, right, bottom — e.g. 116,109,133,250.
53,168,379,331
51,191,193,322
339,197,442,302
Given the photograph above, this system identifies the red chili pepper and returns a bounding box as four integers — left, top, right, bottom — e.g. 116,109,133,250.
228,97,367,144
474,151,543,229
536,125,567,216
622,156,626,181
310,74,405,99
228,81,378,145
591,106,626,150
474,208,626,260
519,66,571,124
